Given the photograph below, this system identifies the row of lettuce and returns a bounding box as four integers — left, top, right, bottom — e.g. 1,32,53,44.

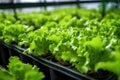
0,56,45,80
0,8,120,79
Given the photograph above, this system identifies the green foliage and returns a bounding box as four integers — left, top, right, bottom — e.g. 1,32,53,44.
8,56,45,80
19,9,120,75
0,68,15,80
1,8,120,78
23,27,50,56
0,23,4,40
18,13,48,28
85,36,109,69
0,56,45,80
95,46,120,80
18,26,34,47
3,23,27,44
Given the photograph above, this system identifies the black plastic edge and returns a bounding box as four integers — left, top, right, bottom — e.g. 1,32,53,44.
30,55,95,80
8,43,95,80
0,41,95,80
